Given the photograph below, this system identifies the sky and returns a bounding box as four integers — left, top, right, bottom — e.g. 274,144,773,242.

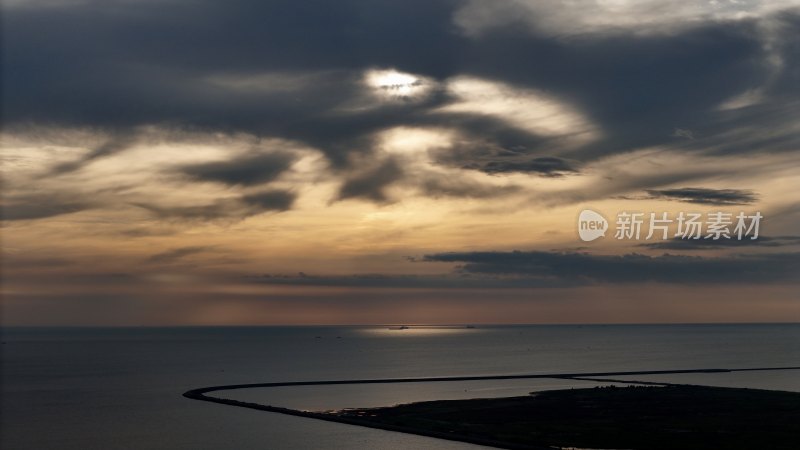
2,0,800,325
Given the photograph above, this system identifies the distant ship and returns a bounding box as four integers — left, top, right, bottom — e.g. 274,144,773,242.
387,325,476,330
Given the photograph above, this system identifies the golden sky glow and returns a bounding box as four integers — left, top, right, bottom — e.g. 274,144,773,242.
3,1,800,325
3,122,799,325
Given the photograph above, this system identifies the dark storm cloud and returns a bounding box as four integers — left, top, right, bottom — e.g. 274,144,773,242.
133,189,295,220
241,189,296,210
4,0,800,228
247,249,800,288
481,156,579,176
180,151,296,186
432,140,580,177
640,236,800,250
644,187,758,205
423,250,800,284
337,157,404,202
250,251,800,288
2,0,463,162
0,195,93,221
533,167,735,208
465,18,800,160
5,0,800,167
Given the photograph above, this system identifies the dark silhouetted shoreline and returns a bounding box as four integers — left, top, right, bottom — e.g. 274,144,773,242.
183,366,800,449
340,385,800,450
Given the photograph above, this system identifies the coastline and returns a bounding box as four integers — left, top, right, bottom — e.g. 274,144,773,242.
183,366,800,450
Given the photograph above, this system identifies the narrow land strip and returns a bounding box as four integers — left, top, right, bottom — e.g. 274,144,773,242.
183,366,800,450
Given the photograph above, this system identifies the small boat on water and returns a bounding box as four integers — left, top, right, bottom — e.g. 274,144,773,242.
388,325,410,330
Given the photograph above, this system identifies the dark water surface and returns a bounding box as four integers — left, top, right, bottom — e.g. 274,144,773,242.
2,324,798,449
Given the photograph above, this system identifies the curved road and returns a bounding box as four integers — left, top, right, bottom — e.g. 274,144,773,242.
184,366,800,450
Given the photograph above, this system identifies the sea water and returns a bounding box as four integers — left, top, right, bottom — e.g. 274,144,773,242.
2,324,798,449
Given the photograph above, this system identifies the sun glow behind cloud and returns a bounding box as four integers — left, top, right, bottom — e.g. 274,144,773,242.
365,69,434,101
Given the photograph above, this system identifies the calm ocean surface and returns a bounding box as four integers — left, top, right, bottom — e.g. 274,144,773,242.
2,324,799,449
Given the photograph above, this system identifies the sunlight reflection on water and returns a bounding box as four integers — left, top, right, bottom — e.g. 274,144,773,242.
357,325,484,337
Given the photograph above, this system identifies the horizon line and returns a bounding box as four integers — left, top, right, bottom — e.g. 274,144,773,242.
3,321,800,329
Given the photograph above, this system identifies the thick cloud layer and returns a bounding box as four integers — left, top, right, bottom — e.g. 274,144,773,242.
423,250,800,284
180,151,296,186
1,194,93,221
243,248,800,287
4,0,800,171
644,187,758,205
640,235,800,250
132,189,295,220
